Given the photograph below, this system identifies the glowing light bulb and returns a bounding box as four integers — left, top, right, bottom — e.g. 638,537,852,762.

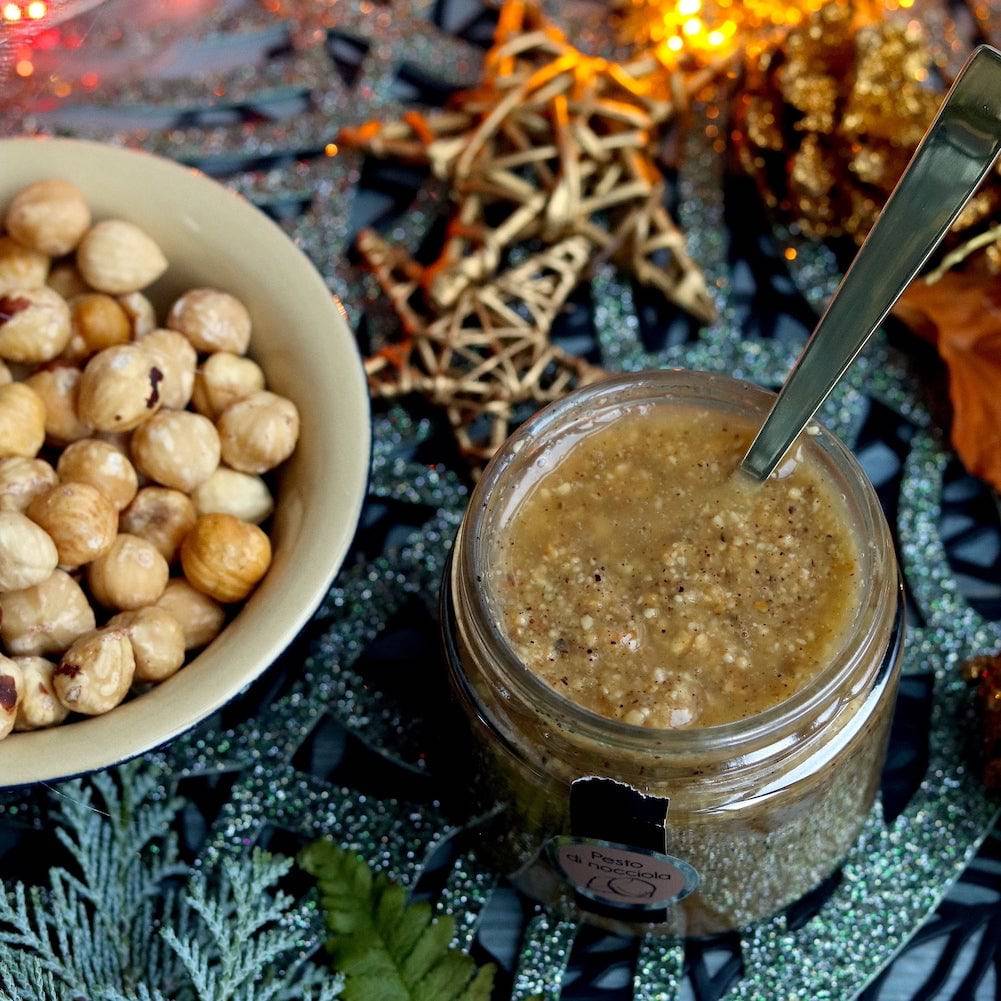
26,0,45,18
677,0,701,15
15,59,33,76
667,34,684,51
2,3,22,21
707,29,725,45
324,142,339,156
784,247,798,261
682,16,703,35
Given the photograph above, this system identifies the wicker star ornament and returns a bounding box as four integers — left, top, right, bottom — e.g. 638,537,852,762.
341,0,716,466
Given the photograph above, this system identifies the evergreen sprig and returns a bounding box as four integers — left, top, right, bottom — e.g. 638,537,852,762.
300,839,495,1001
0,762,340,1001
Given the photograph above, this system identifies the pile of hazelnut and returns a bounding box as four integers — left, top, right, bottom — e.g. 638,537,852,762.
0,179,300,740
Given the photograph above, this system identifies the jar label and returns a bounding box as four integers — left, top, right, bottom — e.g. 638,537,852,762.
550,836,699,910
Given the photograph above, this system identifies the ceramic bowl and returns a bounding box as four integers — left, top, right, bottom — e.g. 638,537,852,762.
0,137,370,786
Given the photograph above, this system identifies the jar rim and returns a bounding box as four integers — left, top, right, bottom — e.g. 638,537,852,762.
456,368,899,756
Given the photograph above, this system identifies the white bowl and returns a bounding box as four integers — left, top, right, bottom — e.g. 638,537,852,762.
0,137,370,786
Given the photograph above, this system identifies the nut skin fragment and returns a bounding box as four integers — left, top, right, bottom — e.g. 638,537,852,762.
0,510,59,592
180,513,272,603
57,438,139,511
155,578,225,649
0,235,49,295
0,457,57,512
0,656,24,740
131,410,220,493
76,220,167,294
54,628,135,716
0,382,46,459
167,288,251,354
27,482,118,569
24,363,90,446
87,533,169,611
108,607,185,682
191,467,274,524
120,487,197,562
217,391,300,474
0,569,96,656
5,179,91,256
0,285,72,364
12,656,68,731
78,344,164,432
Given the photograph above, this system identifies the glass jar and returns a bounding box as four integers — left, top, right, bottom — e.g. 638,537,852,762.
441,369,903,937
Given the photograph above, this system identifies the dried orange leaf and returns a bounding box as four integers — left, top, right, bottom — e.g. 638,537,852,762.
894,272,1001,492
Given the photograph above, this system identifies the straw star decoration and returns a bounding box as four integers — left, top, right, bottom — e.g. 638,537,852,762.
341,0,718,466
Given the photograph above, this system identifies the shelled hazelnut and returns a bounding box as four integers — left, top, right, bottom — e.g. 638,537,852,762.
5,179,91,256
54,628,135,716
0,511,59,592
0,383,46,459
0,569,96,656
87,534,168,611
13,656,68,731
0,457,57,512
0,285,72,364
0,656,23,740
120,487,197,562
217,391,300,474
57,438,139,512
27,482,117,569
0,176,304,739
0,235,48,294
155,579,225,650
24,364,89,445
78,343,163,432
131,410,220,492
168,288,251,354
76,220,167,294
108,607,185,682
191,351,264,419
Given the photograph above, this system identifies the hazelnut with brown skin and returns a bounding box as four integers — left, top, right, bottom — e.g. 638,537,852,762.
0,457,57,512
0,382,46,459
0,656,24,740
12,656,69,731
137,328,196,410
155,578,225,649
87,534,169,611
181,513,272,603
0,511,59,592
57,438,139,512
120,487,197,562
131,410,220,493
27,482,118,569
54,628,135,715
117,291,156,338
217,391,300,474
24,364,90,445
70,292,131,354
0,569,95,656
167,288,251,354
108,606,185,682
5,179,91,256
76,220,167,295
78,344,164,432
0,235,48,295
0,285,72,364
191,352,264,419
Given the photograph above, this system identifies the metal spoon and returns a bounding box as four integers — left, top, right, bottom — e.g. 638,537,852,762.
740,45,1001,481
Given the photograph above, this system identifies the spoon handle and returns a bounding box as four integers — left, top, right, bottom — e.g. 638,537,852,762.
740,45,1001,481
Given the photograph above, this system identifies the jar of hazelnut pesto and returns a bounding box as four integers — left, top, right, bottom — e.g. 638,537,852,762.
442,369,903,937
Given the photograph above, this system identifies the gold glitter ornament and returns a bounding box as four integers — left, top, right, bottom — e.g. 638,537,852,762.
734,3,939,242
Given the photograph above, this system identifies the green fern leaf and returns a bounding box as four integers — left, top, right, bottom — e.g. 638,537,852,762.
300,840,494,1001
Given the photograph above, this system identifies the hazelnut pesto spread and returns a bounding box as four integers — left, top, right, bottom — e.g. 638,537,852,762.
492,405,862,728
